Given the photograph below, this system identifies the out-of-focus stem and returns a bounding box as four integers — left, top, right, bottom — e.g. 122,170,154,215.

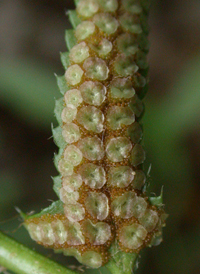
105,253,138,274
0,231,78,274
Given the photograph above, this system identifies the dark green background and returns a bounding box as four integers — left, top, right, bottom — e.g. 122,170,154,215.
0,0,200,273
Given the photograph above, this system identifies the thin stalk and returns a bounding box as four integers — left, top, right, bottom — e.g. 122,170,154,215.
0,231,78,274
105,253,138,274
106,260,123,274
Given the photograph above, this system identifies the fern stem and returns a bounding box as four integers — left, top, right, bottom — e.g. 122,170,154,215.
0,231,78,274
106,253,138,274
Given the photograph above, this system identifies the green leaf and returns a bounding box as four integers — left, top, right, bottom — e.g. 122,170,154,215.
52,125,66,149
55,74,69,95
68,10,81,29
54,147,65,171
25,200,64,220
52,176,62,198
54,97,64,125
149,186,164,206
106,242,138,274
60,52,70,70
65,29,77,51
74,0,81,6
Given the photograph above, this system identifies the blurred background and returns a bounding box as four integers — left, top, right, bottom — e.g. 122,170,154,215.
0,0,200,273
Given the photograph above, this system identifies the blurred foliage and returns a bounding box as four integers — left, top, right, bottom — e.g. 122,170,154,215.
0,56,59,129
0,0,200,274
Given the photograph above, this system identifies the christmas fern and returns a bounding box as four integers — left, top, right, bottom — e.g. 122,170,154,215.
0,1,166,274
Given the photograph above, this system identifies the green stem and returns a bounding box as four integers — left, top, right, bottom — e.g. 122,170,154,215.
105,253,138,274
0,231,78,274
106,260,124,274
